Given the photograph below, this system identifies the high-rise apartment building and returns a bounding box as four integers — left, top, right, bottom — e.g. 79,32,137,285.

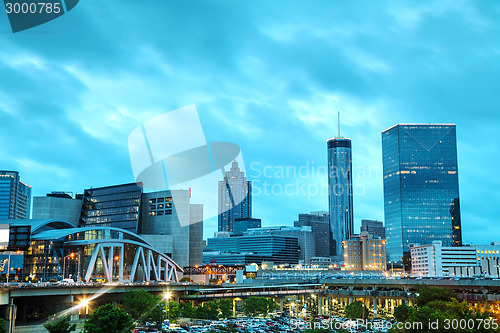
0,171,31,219
294,211,331,258
327,138,354,257
218,161,252,232
361,219,385,239
382,124,462,262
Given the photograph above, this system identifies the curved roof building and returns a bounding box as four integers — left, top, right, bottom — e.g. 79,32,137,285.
1,219,182,283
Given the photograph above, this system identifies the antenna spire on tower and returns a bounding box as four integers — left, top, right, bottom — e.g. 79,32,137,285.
338,110,341,137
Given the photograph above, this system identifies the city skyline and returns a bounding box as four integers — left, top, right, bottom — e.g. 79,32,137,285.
0,2,499,243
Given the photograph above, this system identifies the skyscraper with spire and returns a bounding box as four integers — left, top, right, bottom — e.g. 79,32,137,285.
218,161,252,232
327,113,354,258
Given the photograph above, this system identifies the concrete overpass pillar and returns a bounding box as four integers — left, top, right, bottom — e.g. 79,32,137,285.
279,298,283,312
373,297,377,319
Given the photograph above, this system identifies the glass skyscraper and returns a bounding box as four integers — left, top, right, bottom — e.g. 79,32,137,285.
79,183,143,233
382,124,462,262
0,171,31,219
218,161,252,232
327,138,354,257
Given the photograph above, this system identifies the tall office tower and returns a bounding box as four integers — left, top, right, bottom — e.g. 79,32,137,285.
0,171,31,219
361,219,385,239
294,211,331,258
79,183,143,233
327,138,354,257
382,124,462,262
218,160,252,232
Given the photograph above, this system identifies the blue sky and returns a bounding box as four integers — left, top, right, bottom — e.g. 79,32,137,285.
0,1,499,242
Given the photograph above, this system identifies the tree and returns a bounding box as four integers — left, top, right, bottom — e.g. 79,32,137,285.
415,285,456,307
344,301,367,319
180,302,196,318
0,318,7,333
179,277,193,283
243,297,275,317
393,304,411,322
195,301,219,320
165,301,180,321
218,299,233,318
121,289,156,320
83,304,134,333
395,287,497,333
43,316,76,333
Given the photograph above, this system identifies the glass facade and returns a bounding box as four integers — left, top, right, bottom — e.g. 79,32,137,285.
218,161,252,232
0,171,31,219
79,183,142,233
25,228,155,282
205,234,299,264
327,138,353,257
382,124,462,262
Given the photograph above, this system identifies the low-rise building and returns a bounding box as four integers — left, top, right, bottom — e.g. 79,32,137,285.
204,233,299,265
343,232,386,271
410,241,500,277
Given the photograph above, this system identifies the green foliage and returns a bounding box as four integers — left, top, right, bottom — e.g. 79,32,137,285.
195,301,219,320
0,318,7,333
179,277,193,282
344,300,367,319
394,304,411,322
180,300,232,319
121,289,156,320
43,316,76,333
180,302,196,318
165,300,180,320
218,299,233,318
83,304,134,333
392,287,497,333
243,297,276,317
415,285,456,307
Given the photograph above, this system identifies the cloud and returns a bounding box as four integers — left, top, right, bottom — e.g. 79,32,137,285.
0,1,499,243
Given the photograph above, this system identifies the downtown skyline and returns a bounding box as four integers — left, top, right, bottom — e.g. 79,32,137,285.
0,1,499,243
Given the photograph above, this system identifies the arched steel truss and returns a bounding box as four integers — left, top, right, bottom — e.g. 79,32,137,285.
31,224,183,283
65,239,182,283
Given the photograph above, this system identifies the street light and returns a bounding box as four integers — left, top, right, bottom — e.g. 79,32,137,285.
63,253,80,280
80,299,90,316
6,250,21,283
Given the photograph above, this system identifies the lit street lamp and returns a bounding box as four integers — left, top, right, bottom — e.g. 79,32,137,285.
63,253,80,280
